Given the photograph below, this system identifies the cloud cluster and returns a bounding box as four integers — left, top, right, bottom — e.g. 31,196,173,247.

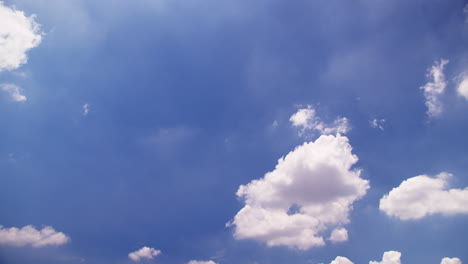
420,59,449,117
128,246,161,262
370,118,385,130
0,2,42,71
379,172,468,220
328,251,462,264
229,134,369,250
0,225,70,247
290,106,350,137
0,83,26,101
187,261,218,264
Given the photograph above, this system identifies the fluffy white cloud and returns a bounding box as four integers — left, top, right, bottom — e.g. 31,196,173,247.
380,172,468,220
229,134,369,250
187,261,218,264
128,247,161,262
1,83,26,101
457,76,468,101
0,2,42,71
290,106,350,137
330,256,354,264
328,227,348,243
0,225,70,247
370,118,385,130
441,257,462,264
420,59,449,117
369,251,401,264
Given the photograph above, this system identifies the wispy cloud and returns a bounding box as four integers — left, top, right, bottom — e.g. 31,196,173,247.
1,83,27,102
290,106,350,138
420,59,449,118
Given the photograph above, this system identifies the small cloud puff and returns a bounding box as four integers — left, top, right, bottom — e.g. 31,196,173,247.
82,103,90,116
128,247,161,262
369,251,401,264
328,228,348,243
0,225,70,247
380,172,468,220
290,106,350,138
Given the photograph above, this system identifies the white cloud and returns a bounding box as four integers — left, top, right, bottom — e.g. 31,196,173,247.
370,118,385,130
380,172,468,220
0,1,42,71
441,257,462,264
457,76,468,101
128,247,161,262
82,103,89,116
187,261,218,264
420,59,449,117
229,134,369,250
0,225,70,247
328,227,348,243
369,251,401,264
330,256,354,264
290,106,350,137
1,83,26,101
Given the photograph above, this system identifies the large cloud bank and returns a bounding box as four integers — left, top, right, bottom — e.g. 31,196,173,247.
229,134,369,250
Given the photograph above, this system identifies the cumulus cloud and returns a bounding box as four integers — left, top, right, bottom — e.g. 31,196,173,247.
457,76,468,101
128,247,161,262
290,106,350,137
187,261,218,264
441,257,462,264
0,2,42,71
330,256,354,264
370,118,385,130
380,172,468,220
420,59,449,117
229,134,369,250
328,227,348,243
0,225,70,247
369,251,401,264
1,83,26,101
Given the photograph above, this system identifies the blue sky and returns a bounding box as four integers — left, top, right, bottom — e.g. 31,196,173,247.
1,0,468,264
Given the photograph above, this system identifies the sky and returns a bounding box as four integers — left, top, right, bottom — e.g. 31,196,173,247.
0,0,468,264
